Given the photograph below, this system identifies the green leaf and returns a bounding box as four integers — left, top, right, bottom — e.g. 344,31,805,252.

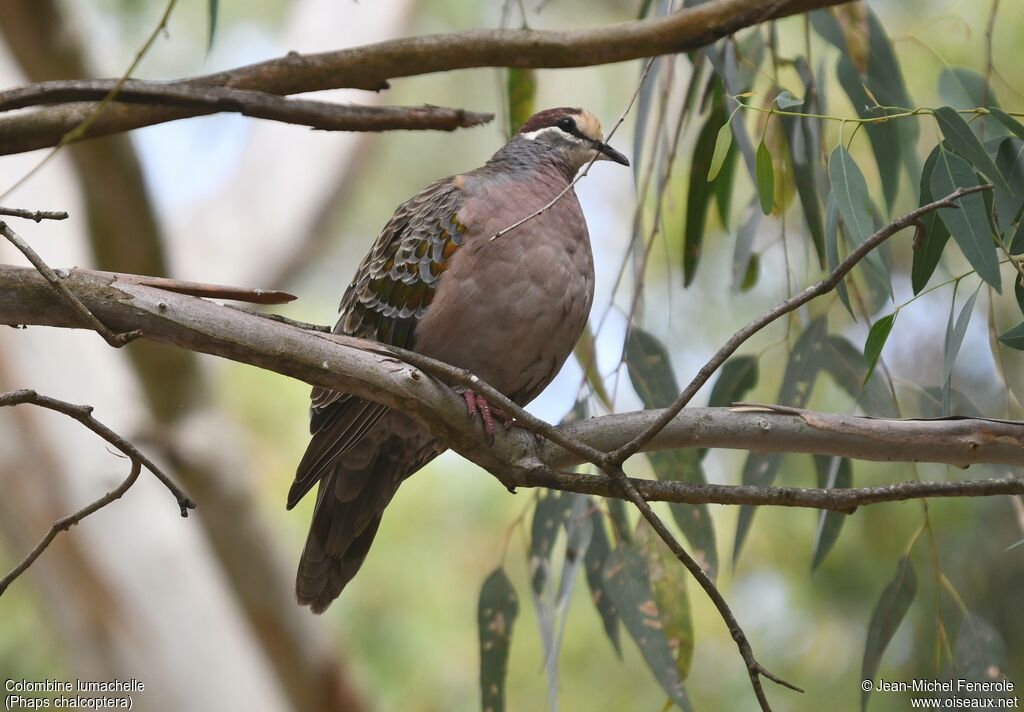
478,568,519,712
1016,275,1024,317
713,129,739,229
636,522,695,681
932,148,1002,291
822,336,899,417
938,68,1006,138
774,90,803,109
811,456,852,571
685,85,728,285
861,556,917,711
998,321,1024,350
755,139,774,215
732,203,759,289
647,449,717,580
1013,218,1024,255
991,138,1024,231
828,144,874,244
584,510,622,657
955,612,1007,685
573,323,611,410
912,145,953,294
942,283,981,387
781,58,825,267
735,318,828,561
602,546,693,711
739,252,759,291
990,107,1024,142
206,0,220,52
528,491,574,595
707,122,733,182
825,192,854,318
934,106,1013,194
506,68,536,137
863,312,896,383
708,355,758,407
625,327,679,408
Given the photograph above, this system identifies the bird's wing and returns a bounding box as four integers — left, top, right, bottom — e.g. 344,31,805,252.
289,178,469,508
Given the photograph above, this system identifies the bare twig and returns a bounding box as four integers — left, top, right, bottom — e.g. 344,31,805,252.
607,184,993,466
0,0,852,155
0,206,68,222
490,57,655,241
0,221,140,346
95,271,297,305
0,79,494,134
0,389,194,597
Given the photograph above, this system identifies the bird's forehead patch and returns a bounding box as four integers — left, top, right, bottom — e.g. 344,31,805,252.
574,111,604,142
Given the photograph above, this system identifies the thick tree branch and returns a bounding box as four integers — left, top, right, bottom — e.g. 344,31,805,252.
0,389,194,597
1,264,1022,479
0,0,851,154
0,79,493,138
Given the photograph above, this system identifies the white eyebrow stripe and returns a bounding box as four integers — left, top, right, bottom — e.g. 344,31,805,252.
519,126,584,142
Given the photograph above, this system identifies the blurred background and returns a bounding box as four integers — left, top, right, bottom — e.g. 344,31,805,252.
0,0,1021,710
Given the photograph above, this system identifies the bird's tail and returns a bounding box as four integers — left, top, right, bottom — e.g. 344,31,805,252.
295,459,400,614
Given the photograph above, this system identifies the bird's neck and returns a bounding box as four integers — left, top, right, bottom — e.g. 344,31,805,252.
483,138,578,182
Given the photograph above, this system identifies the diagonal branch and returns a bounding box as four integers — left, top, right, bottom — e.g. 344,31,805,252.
0,389,194,597
0,0,852,154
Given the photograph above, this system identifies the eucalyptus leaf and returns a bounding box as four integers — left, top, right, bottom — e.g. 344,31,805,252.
755,139,774,215
636,523,695,681
603,546,693,711
478,568,519,712
811,455,852,571
584,510,622,657
998,321,1024,350
861,556,917,711
934,106,1013,194
708,355,758,408
942,283,982,387
685,85,728,284
932,148,1002,291
828,144,874,244
912,144,953,294
206,0,219,52
707,122,733,182
990,107,1024,142
506,69,536,137
782,58,826,267
775,90,803,109
825,191,854,318
863,313,896,383
732,202,760,289
955,612,1007,686
822,336,899,417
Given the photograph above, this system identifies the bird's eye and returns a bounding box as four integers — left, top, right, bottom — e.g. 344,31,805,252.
556,117,575,133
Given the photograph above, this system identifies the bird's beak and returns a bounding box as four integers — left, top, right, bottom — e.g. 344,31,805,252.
593,140,630,167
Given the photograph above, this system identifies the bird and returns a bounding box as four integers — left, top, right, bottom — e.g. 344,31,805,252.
288,107,629,613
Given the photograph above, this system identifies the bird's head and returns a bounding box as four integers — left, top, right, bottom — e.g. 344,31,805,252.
514,107,629,173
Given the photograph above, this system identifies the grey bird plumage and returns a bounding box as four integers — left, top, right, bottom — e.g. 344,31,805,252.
289,107,629,613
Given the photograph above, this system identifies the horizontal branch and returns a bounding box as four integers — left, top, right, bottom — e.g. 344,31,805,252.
0,0,849,154
0,79,492,146
1,264,1022,486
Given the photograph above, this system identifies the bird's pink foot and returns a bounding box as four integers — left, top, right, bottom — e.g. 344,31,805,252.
464,390,497,437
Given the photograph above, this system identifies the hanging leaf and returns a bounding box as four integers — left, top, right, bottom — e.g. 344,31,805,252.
861,556,917,711
739,252,760,291
625,327,717,579
573,323,611,409
602,546,693,711
934,107,1013,194
828,145,874,244
584,510,622,657
755,138,774,215
810,456,853,571
991,138,1024,232
636,523,695,681
707,122,733,182
990,107,1024,142
557,495,593,611
782,59,826,267
822,336,899,417
912,145,953,294
708,355,758,407
932,148,1002,291
529,492,574,595
863,312,896,383
998,321,1024,350
942,283,982,391
713,127,739,229
735,318,827,561
732,202,760,289
955,612,1008,685
632,54,662,185
207,0,220,53
1012,219,1024,255
938,68,1006,139
1016,274,1024,316
506,68,537,137
685,83,728,285
478,567,519,712
625,328,679,408
825,192,855,318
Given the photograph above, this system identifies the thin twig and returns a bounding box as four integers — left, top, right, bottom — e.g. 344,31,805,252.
0,389,194,597
490,57,656,241
607,184,993,466
0,221,140,347
0,206,69,222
